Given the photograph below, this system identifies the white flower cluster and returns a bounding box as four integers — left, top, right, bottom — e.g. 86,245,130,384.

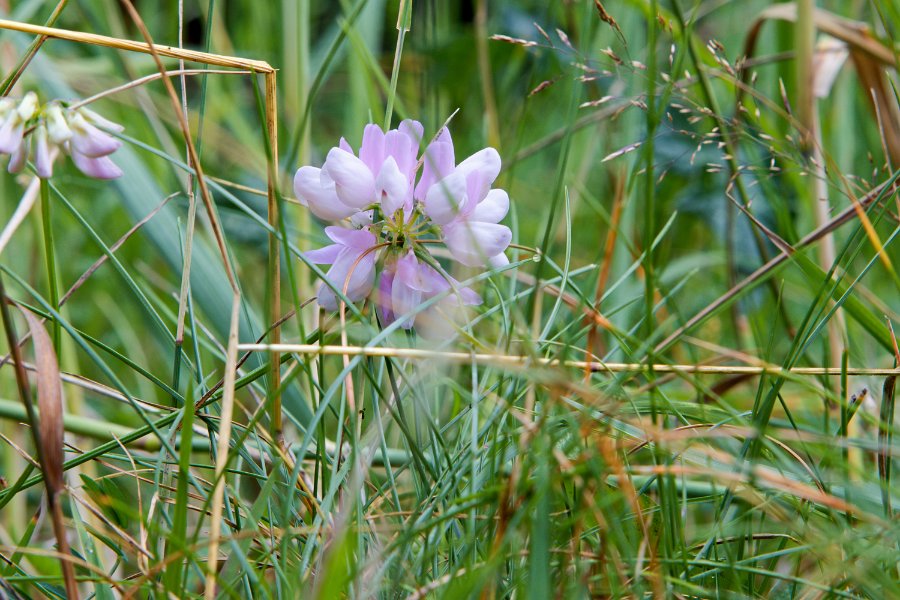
0,92,123,179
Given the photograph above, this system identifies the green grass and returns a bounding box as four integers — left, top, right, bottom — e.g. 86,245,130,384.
0,0,899,597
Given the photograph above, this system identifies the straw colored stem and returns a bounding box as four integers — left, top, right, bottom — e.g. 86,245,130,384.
0,18,272,72
236,343,900,377
265,71,282,443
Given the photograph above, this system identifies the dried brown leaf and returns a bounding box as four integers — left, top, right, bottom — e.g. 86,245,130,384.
20,310,64,493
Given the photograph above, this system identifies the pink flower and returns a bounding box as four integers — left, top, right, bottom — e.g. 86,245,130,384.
296,121,424,223
420,129,511,267
294,119,508,329
304,226,378,311
293,166,359,220
0,93,37,156
63,108,124,179
377,251,481,330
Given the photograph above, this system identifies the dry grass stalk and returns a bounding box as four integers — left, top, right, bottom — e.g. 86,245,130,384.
237,343,900,377
0,18,273,72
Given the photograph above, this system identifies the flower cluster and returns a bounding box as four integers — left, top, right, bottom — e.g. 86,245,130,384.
294,120,511,331
0,92,123,180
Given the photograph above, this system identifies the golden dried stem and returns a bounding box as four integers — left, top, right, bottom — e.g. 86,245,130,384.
265,71,282,443
0,18,273,72
237,343,900,377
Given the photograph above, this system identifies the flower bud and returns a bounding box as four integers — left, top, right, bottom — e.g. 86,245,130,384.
16,91,39,121
45,104,73,144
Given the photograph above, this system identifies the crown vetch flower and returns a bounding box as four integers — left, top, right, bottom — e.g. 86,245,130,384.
295,119,508,332
0,92,37,156
0,94,123,180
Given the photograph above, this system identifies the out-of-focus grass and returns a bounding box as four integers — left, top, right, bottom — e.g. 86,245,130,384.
0,0,898,597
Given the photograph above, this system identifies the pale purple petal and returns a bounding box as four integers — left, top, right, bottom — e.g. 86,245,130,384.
376,156,409,215
384,129,416,177
7,135,28,174
415,127,455,201
34,126,53,179
79,107,125,133
0,113,25,155
328,249,376,301
322,147,376,209
316,283,339,311
392,253,426,329
456,147,501,204
323,225,376,249
399,119,424,148
444,220,512,267
69,148,123,179
303,243,342,264
423,171,468,225
421,266,482,305
376,268,395,325
350,210,374,227
69,113,121,157
317,247,376,311
487,252,510,268
358,124,385,174
339,137,353,154
471,189,509,223
294,166,358,220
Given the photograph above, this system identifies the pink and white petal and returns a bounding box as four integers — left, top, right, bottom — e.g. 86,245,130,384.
303,243,342,265
420,266,483,306
399,119,424,147
487,252,510,268
45,105,73,143
34,128,53,179
69,150,123,179
321,250,376,305
392,254,425,328
414,128,455,201
384,129,416,176
350,210,374,227
0,114,24,155
323,147,377,209
80,107,125,133
423,171,469,225
16,93,38,120
339,137,353,154
455,147,500,183
359,124,385,174
376,267,396,325
69,113,121,157
444,221,512,267
7,135,28,173
331,250,376,301
471,188,510,223
323,225,376,250
376,156,410,215
294,166,358,220
395,252,429,291
316,282,338,311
